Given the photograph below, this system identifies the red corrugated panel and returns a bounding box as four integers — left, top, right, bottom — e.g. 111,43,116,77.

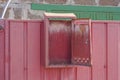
5,20,41,80
92,23,107,80
118,26,120,80
107,23,118,80
0,29,5,80
10,21,25,80
27,22,41,80
0,20,5,80
1,20,120,80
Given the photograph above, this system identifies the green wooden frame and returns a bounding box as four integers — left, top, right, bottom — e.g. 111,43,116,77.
31,4,120,20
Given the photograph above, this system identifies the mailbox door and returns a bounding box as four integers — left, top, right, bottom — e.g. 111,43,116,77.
72,19,92,66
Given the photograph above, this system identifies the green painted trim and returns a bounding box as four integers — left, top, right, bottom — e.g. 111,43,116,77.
31,3,120,13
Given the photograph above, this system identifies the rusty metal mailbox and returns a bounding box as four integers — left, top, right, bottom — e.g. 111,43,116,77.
72,19,92,66
44,12,91,68
44,12,76,67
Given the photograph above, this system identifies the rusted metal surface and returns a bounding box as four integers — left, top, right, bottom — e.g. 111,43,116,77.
72,19,91,66
44,12,76,67
0,19,119,80
49,20,71,65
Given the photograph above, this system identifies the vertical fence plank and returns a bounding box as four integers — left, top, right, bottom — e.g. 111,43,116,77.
5,20,10,80
10,21,24,80
92,23,106,80
0,30,5,80
118,24,120,80
107,23,118,80
27,22,41,80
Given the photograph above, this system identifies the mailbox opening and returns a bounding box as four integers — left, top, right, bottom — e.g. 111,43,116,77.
49,20,72,66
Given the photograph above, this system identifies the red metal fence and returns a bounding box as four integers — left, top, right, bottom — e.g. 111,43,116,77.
0,20,120,80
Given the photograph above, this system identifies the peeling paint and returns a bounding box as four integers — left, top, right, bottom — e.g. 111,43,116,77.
49,21,71,33
74,24,89,37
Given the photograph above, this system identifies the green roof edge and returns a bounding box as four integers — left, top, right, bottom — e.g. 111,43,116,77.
31,3,120,13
